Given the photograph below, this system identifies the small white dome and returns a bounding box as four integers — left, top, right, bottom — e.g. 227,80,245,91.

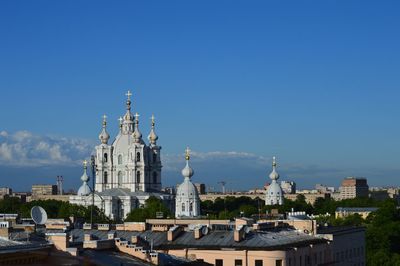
175,147,201,218
176,178,198,198
181,162,194,178
77,183,91,196
266,181,283,196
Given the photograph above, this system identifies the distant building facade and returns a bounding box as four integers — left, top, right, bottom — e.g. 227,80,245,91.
339,177,369,199
281,181,296,194
32,185,58,196
194,183,206,195
335,207,378,219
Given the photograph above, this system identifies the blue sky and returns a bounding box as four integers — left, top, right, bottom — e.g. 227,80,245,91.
0,1,399,191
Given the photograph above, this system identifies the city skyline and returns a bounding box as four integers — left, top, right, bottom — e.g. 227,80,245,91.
1,1,400,191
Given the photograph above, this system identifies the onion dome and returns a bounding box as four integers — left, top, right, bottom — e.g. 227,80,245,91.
148,114,159,146
133,113,143,143
181,147,194,179
78,160,91,196
98,114,110,144
269,156,280,180
123,90,134,121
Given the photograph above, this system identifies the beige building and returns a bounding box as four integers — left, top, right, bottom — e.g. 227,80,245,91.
284,192,330,205
42,217,367,266
335,207,378,219
31,184,58,196
339,177,369,199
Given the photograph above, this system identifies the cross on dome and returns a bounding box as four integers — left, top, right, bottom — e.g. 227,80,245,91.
151,114,155,126
102,114,107,122
83,160,87,168
135,113,140,120
118,117,123,123
125,90,132,101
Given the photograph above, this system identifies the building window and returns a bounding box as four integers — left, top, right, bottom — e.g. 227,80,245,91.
215,259,223,266
118,154,122,164
275,260,282,266
104,172,108,184
104,153,108,162
235,259,243,266
255,260,263,266
189,202,193,212
118,171,122,186
153,172,157,184
153,153,157,163
136,152,141,162
182,203,185,212
136,171,141,183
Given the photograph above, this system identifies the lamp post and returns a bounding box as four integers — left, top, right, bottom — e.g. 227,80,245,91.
90,155,96,226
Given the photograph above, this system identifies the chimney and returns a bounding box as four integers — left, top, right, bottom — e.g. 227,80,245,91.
234,225,246,242
194,228,202,239
108,231,116,240
194,226,204,239
167,226,183,241
84,233,93,242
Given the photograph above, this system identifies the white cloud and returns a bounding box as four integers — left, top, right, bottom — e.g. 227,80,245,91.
0,130,94,167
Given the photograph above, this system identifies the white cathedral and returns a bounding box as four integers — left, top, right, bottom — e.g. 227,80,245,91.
69,90,284,219
70,91,177,220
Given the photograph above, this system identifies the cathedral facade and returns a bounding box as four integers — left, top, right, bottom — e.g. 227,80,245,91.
70,91,174,220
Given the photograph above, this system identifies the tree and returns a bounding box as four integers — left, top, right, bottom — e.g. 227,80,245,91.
125,197,172,222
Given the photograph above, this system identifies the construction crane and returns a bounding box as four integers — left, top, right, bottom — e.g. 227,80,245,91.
218,181,226,194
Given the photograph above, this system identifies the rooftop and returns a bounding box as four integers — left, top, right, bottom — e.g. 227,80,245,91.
64,227,327,251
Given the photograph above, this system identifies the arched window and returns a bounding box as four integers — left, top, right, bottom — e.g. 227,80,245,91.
104,172,108,184
118,171,122,186
189,202,193,212
153,153,157,163
182,203,185,212
136,171,141,183
104,153,108,163
136,152,141,162
153,172,157,184
118,154,122,164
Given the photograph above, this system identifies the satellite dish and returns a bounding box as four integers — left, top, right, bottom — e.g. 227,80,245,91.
31,206,48,225
244,226,251,234
201,226,209,235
